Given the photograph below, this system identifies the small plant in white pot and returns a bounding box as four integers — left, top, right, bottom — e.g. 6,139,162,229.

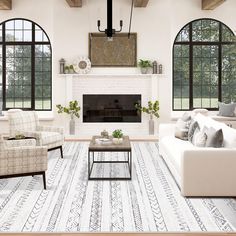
138,59,152,74
112,129,123,144
56,100,81,135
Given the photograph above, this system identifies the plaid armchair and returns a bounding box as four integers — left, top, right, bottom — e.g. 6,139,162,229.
0,136,48,189
8,110,64,158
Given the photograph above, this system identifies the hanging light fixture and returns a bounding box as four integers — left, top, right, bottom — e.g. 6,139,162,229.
97,0,123,39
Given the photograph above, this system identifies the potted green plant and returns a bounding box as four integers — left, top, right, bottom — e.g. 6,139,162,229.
64,65,70,74
56,100,81,135
138,59,152,74
112,129,124,144
69,65,74,74
135,100,159,135
15,134,26,140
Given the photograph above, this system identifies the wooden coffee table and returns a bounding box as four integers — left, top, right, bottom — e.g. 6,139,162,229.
88,136,132,180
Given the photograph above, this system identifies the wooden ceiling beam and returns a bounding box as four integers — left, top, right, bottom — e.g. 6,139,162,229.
66,0,82,8
0,0,12,10
134,0,149,8
202,0,226,10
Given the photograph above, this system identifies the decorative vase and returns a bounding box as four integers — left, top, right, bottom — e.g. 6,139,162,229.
149,114,154,135
112,137,123,145
101,129,109,139
140,67,148,74
69,114,75,135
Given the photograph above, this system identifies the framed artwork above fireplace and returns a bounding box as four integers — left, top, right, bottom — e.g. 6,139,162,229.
89,33,137,67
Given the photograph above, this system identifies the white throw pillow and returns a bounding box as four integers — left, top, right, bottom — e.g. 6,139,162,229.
192,128,207,147
175,112,192,140
192,109,208,117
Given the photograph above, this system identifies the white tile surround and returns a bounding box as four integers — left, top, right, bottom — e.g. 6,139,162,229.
62,73,165,137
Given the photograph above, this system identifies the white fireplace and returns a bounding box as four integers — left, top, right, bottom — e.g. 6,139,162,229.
63,72,164,137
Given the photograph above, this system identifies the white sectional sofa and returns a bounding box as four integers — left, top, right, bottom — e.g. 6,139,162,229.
159,113,236,197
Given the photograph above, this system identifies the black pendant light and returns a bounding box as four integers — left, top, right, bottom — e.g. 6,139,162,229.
97,0,123,39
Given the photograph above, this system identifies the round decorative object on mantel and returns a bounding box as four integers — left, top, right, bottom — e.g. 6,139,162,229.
73,57,91,74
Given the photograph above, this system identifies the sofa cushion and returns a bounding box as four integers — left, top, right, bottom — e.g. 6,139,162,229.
218,102,236,117
192,108,208,117
205,127,224,148
40,132,63,146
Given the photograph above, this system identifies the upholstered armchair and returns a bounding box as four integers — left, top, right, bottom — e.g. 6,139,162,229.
0,136,48,189
7,110,64,158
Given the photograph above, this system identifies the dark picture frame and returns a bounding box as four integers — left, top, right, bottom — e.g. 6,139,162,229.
89,33,137,67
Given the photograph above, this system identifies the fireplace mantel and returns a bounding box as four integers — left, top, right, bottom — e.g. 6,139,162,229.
59,73,165,79
62,73,165,136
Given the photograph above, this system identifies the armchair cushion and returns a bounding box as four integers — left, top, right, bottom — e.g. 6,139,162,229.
8,111,39,137
3,138,36,148
40,131,63,146
0,146,47,175
37,125,64,135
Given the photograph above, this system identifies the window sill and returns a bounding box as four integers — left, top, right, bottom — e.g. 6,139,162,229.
0,111,54,121
171,111,236,122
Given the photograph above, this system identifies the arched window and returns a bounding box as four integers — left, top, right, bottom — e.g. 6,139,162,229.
173,18,236,111
0,18,52,111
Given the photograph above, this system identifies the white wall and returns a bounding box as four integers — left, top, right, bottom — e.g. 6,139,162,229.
0,0,236,135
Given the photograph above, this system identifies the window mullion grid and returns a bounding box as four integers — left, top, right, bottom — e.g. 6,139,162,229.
210,46,212,108
31,23,35,110
189,22,193,110
200,44,202,108
219,23,222,103
2,22,6,110
1,19,52,111
180,45,183,110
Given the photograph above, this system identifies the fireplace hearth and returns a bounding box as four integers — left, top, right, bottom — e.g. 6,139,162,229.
83,94,141,123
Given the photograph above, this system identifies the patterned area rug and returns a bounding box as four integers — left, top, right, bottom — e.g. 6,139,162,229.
0,142,236,232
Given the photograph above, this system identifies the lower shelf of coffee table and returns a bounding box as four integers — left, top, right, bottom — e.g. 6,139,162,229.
89,162,131,180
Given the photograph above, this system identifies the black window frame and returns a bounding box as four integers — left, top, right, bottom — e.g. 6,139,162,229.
0,18,52,111
173,18,236,111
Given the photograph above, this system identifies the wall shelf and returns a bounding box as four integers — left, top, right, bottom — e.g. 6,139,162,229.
58,73,165,79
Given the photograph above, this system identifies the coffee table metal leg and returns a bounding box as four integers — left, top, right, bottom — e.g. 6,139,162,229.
88,151,90,179
88,150,132,181
130,151,132,179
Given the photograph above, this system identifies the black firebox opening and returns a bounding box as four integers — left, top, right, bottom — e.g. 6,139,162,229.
83,94,141,123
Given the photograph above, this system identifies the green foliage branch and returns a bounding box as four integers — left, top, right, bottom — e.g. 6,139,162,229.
135,100,160,118
56,100,81,118
138,59,152,68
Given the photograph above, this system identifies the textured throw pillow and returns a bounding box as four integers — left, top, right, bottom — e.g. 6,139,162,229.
218,102,236,117
174,112,192,140
176,118,188,129
175,127,189,140
205,127,224,148
192,127,207,147
181,112,192,122
188,121,200,142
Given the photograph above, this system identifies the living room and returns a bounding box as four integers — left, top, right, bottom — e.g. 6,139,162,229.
0,0,236,235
